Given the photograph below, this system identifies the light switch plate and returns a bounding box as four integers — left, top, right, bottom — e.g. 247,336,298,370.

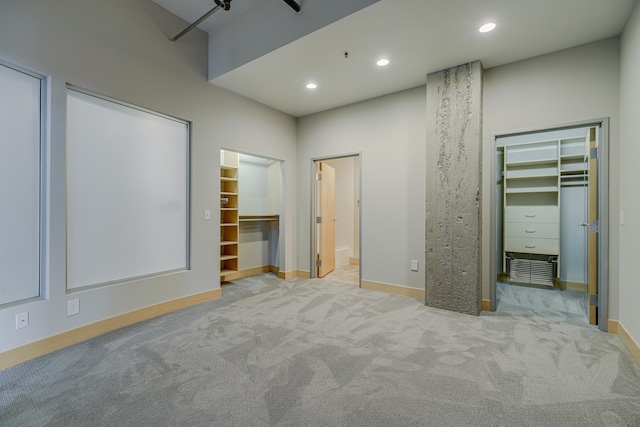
410,259,419,272
67,299,80,317
204,209,211,221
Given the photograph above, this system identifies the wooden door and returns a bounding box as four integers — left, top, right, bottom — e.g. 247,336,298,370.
587,127,598,325
317,162,336,278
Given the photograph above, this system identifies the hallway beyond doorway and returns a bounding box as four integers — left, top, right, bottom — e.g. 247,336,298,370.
324,263,359,285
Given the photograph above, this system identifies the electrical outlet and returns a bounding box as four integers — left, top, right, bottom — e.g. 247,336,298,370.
15,312,29,329
67,299,80,317
410,259,419,272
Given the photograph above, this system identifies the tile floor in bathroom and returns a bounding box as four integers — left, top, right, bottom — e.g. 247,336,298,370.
324,263,360,285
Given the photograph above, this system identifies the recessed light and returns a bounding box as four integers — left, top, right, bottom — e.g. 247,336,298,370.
377,58,390,67
479,22,496,33
306,83,317,89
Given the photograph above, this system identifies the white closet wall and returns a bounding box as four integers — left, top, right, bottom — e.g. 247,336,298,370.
237,154,281,271
267,162,280,215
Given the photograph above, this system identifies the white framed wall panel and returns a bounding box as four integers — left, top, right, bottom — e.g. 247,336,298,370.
0,62,42,306
66,88,190,290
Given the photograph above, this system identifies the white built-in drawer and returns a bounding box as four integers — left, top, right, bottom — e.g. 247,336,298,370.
504,222,559,239
504,206,559,223
504,237,559,255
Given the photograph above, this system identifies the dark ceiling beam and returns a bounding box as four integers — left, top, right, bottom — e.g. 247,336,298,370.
283,0,301,13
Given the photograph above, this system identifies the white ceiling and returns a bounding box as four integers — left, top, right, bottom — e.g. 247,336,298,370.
154,0,637,117
155,0,264,34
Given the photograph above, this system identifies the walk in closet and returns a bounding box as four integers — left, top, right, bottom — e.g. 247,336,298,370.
220,150,282,282
499,128,590,288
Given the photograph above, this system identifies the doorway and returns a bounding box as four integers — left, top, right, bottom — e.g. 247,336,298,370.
490,121,609,330
220,149,284,284
310,154,361,286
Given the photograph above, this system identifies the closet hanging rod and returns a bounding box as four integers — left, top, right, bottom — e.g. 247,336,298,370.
239,215,279,222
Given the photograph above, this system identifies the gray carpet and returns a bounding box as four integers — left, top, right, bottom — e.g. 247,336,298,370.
496,281,589,321
2,274,640,426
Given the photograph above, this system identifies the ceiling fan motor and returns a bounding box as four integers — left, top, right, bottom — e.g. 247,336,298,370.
214,0,232,11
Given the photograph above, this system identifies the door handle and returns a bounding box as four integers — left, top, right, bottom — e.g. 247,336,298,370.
578,222,588,227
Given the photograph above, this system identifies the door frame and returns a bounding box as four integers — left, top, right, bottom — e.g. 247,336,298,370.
489,118,610,331
310,152,362,287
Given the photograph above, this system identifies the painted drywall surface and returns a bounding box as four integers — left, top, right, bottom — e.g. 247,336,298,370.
483,38,621,318
619,1,640,342
323,157,356,258
239,158,269,214
237,156,281,269
0,0,296,354
425,62,483,316
238,158,268,270
239,223,270,270
297,87,427,289
267,162,280,215
208,0,379,80
267,162,281,267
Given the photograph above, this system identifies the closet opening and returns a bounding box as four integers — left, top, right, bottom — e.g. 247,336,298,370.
220,149,284,284
490,120,609,331
310,153,361,287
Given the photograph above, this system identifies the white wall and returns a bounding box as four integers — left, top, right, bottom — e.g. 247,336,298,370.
238,155,269,270
0,0,297,354
239,223,270,270
237,154,282,270
208,0,379,80
483,38,621,317
297,87,427,289
239,155,269,214
267,162,280,215
619,1,640,341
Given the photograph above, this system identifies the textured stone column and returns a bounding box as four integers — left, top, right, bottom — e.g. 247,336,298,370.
425,61,482,316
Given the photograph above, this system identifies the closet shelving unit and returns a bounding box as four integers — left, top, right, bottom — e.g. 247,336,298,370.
560,136,590,185
503,135,590,286
220,150,239,281
503,139,560,285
